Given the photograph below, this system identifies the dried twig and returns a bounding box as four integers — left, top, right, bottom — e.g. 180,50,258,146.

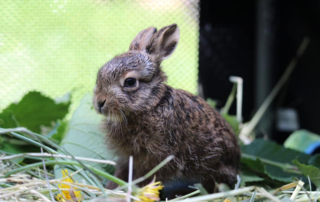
291,180,305,201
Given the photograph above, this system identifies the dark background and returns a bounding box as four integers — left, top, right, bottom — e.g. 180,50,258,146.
199,0,320,144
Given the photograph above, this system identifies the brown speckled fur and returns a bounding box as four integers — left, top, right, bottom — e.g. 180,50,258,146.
93,24,240,192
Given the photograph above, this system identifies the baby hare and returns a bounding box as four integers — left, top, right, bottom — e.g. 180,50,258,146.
93,24,240,192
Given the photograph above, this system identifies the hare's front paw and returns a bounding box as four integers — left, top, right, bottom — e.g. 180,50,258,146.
105,181,119,190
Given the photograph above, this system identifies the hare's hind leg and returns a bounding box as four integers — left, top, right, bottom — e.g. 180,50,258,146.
205,165,238,192
200,177,216,193
105,159,129,189
217,165,238,189
200,168,238,193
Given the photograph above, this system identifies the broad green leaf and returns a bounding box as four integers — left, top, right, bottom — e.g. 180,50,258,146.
0,91,70,133
240,156,284,186
308,154,320,168
284,130,320,153
0,141,27,163
55,94,116,185
0,141,39,155
0,141,27,154
59,93,116,172
240,158,266,186
241,139,309,183
0,111,19,129
293,160,320,188
241,157,265,173
240,173,264,185
240,169,264,186
46,120,68,143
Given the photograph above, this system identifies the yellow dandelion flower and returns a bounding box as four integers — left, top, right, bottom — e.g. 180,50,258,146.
134,177,164,202
223,198,236,202
55,169,82,202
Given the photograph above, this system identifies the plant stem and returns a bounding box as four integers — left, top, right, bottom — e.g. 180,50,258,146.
2,160,127,186
0,129,56,153
239,37,310,144
131,155,174,185
40,147,55,202
168,190,201,201
1,127,111,192
241,153,302,174
0,152,116,165
119,155,174,192
249,190,257,202
170,186,255,202
221,83,237,115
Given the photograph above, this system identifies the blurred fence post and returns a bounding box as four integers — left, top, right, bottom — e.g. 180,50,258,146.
255,0,278,139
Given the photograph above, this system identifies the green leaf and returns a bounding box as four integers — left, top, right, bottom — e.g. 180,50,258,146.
0,142,26,163
46,120,68,143
55,94,116,185
241,139,309,183
241,157,265,173
240,156,285,186
293,160,320,188
206,98,217,109
0,111,19,129
59,93,116,172
0,140,40,157
0,141,28,154
240,172,264,185
284,130,320,153
240,158,266,185
308,154,320,168
0,91,71,133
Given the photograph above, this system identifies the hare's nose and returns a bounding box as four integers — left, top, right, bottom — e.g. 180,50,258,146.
98,99,106,108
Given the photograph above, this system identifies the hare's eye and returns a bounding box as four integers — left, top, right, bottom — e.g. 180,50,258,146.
124,78,137,87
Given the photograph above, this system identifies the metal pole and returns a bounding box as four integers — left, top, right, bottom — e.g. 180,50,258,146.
255,0,277,138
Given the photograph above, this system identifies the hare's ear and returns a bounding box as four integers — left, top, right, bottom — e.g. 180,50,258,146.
129,27,157,51
146,24,180,61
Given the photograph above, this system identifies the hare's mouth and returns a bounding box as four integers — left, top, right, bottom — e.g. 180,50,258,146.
105,113,122,123
97,102,125,123
102,108,123,123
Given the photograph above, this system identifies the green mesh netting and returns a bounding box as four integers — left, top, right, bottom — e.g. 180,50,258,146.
0,0,199,112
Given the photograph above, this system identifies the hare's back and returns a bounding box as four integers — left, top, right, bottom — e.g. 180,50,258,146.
173,88,239,152
173,88,233,134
